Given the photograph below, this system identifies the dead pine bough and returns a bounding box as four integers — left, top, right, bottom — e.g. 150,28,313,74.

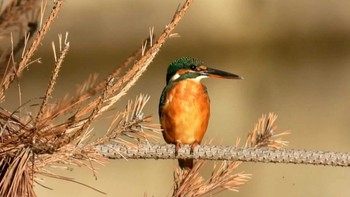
0,0,192,196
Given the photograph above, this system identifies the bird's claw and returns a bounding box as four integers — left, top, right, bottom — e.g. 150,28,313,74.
175,142,181,156
190,142,199,154
175,141,199,156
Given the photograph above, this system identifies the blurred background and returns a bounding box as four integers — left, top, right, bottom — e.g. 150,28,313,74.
3,0,350,196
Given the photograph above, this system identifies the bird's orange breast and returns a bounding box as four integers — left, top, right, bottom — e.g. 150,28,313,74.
160,79,210,145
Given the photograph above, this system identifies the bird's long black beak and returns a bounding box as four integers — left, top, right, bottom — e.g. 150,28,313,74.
203,67,243,80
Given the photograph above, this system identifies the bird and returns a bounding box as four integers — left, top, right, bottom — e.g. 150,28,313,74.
159,57,243,169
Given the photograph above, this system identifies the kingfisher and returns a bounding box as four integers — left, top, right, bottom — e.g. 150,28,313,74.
159,57,243,169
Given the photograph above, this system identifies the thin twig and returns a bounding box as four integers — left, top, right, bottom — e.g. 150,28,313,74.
73,0,193,118
35,33,70,127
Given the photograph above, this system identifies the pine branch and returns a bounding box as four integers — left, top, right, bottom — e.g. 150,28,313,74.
0,0,64,101
96,143,350,167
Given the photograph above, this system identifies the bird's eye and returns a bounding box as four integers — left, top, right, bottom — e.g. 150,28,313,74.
189,64,196,70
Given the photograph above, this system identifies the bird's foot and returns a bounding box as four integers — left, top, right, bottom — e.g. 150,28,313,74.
175,142,181,156
190,141,199,154
175,141,199,155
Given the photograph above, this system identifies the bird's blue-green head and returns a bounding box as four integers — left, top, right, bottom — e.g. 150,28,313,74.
165,57,243,84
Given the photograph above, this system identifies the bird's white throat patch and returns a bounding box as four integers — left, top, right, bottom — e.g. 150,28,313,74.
192,75,208,82
170,73,208,82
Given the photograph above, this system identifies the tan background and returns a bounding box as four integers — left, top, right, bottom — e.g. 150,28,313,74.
5,0,350,196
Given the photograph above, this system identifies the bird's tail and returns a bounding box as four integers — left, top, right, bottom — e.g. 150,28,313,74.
178,159,193,169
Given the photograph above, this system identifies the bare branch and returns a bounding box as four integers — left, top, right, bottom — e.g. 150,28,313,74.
96,143,350,167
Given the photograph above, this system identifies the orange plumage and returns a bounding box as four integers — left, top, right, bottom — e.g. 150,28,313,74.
160,79,210,168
